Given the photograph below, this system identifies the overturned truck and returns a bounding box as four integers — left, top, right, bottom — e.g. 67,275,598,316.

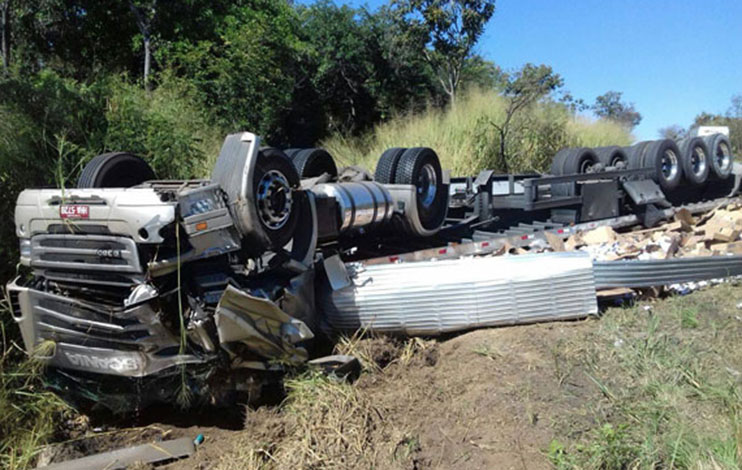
7,128,741,411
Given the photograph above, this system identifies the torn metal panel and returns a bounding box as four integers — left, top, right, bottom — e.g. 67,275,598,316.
321,252,598,335
215,285,314,363
36,437,194,470
594,255,742,288
278,269,318,331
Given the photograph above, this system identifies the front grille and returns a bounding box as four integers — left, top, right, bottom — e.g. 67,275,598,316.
29,289,174,353
9,290,21,320
30,234,142,274
44,270,143,288
47,224,112,235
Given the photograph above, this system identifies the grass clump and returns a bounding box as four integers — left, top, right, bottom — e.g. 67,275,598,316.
548,284,742,470
322,88,633,176
216,370,417,470
0,304,70,470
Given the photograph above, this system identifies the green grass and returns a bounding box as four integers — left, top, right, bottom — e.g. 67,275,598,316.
548,285,742,470
322,88,633,176
0,324,70,470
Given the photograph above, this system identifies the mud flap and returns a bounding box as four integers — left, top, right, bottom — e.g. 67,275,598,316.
215,285,314,364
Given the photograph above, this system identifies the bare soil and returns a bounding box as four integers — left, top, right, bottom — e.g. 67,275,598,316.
163,319,604,470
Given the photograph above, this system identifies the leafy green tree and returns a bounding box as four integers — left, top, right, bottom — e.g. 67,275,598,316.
297,2,379,135
8,0,137,78
393,0,496,105
161,0,302,144
490,63,563,171
593,91,642,129
460,55,505,91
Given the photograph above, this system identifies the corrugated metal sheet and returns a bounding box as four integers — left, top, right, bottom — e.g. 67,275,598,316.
321,252,598,335
594,255,742,288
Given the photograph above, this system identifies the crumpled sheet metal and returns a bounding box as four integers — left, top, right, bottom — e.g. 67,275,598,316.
321,252,598,335
215,285,314,364
593,254,742,288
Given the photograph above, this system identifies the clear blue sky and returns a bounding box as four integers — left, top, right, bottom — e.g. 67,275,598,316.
298,0,742,141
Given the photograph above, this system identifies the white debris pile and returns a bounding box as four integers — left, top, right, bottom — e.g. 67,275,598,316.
561,203,742,261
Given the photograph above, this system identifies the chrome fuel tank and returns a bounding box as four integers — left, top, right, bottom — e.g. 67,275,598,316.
311,182,393,233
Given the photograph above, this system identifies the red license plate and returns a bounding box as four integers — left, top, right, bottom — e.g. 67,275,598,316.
60,205,90,219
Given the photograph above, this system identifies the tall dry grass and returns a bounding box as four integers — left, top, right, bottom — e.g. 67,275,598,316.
322,88,633,176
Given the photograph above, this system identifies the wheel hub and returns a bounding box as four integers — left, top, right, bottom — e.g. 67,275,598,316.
416,164,438,208
717,142,732,172
690,147,707,176
661,149,679,180
256,170,292,230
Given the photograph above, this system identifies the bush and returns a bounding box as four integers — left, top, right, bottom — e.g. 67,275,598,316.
321,88,633,176
104,74,224,179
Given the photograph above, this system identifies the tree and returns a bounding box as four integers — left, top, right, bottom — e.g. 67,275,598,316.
460,54,505,91
658,124,685,141
1,0,9,72
394,0,495,105
559,91,588,114
490,63,563,171
129,0,157,91
592,91,642,129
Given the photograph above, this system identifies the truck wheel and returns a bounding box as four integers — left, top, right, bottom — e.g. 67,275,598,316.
394,147,446,231
636,139,683,192
550,148,598,175
291,148,338,179
594,146,628,168
253,148,300,249
77,152,155,188
624,141,652,169
550,148,597,196
678,137,710,186
703,134,733,179
284,148,303,160
374,147,406,184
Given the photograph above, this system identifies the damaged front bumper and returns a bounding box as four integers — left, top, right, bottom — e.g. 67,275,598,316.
7,278,209,378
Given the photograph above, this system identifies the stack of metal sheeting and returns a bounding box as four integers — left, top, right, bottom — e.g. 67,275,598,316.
321,252,598,335
594,255,742,288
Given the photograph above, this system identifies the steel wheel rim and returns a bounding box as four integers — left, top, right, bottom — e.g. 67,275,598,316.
690,146,707,177
256,170,292,230
661,149,679,180
718,142,732,172
417,163,438,208
579,158,594,174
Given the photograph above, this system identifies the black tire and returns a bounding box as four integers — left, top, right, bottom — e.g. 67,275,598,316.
252,147,301,249
284,148,303,160
393,147,446,231
374,147,406,184
550,148,598,197
550,148,598,175
77,152,155,188
624,141,652,169
703,133,733,179
677,137,710,186
594,146,628,168
633,139,683,192
291,148,338,179
550,148,574,175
